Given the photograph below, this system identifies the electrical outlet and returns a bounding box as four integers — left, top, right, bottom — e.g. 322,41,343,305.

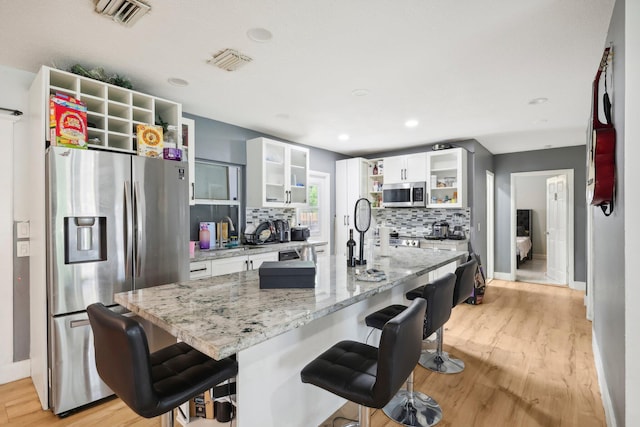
17,241,30,257
17,222,30,238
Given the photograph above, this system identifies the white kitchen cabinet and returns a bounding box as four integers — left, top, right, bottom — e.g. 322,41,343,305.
35,66,182,154
209,251,279,277
426,148,467,208
181,117,196,205
246,137,309,208
189,260,212,279
335,158,369,257
383,153,427,184
367,159,384,209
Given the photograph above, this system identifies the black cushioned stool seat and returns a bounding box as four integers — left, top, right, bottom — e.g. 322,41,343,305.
364,273,456,427
364,304,406,331
301,298,426,427
87,303,238,426
406,259,477,374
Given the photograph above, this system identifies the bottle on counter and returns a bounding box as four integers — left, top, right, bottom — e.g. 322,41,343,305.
199,224,210,250
347,229,356,267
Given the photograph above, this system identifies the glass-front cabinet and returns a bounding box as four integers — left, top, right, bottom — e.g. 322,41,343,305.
426,147,467,208
246,137,309,208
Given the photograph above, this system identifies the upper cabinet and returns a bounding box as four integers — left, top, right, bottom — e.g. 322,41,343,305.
426,148,467,208
36,66,182,154
383,153,427,184
246,137,309,208
181,117,196,205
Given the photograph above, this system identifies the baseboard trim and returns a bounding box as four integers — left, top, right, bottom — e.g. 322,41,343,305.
493,272,512,281
570,281,586,291
0,359,30,385
592,331,617,427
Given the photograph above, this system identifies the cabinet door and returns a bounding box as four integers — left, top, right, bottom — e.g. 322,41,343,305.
335,158,367,256
383,155,406,184
189,260,212,279
287,145,309,206
405,153,427,182
427,148,467,208
181,117,196,205
211,256,247,276
248,252,279,270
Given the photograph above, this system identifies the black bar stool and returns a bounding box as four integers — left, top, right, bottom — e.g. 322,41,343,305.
363,273,456,427
87,303,238,427
407,259,477,374
301,298,426,427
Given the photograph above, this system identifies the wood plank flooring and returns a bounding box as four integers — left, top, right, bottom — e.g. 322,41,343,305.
0,279,604,427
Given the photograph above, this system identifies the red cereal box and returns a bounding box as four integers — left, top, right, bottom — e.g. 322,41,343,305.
50,94,88,149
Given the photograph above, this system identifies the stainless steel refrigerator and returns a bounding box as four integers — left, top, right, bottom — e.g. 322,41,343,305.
45,146,189,415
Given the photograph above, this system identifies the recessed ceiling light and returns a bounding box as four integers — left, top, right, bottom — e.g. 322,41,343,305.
405,119,419,128
351,89,370,97
167,77,189,87
247,28,273,42
338,134,350,141
528,97,548,105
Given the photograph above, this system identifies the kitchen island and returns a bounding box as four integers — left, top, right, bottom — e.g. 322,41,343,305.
115,246,467,426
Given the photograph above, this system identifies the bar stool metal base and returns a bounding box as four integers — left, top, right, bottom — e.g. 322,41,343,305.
382,390,442,427
418,326,465,374
419,350,465,374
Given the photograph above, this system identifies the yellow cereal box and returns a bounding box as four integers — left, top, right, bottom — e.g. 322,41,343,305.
136,124,164,158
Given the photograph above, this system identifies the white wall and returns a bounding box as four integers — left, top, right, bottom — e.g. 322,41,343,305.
0,65,34,383
514,174,549,256
626,0,640,422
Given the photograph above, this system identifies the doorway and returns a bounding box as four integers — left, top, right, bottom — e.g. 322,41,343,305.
297,171,331,249
510,169,574,286
486,171,494,282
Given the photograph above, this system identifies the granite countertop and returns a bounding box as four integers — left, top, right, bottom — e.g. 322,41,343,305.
192,240,328,261
115,247,467,360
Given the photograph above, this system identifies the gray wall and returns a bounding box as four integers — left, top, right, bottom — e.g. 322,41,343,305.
184,113,348,249
593,0,626,424
368,140,493,262
493,146,586,281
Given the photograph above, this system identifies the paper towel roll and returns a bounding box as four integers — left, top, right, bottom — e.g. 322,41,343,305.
380,226,390,256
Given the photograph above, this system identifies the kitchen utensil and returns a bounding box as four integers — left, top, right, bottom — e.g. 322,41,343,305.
354,198,371,265
291,226,310,241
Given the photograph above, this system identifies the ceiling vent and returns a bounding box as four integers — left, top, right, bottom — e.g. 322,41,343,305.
95,0,151,27
207,49,253,72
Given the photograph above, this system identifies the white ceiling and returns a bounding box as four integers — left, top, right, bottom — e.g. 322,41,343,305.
0,0,614,155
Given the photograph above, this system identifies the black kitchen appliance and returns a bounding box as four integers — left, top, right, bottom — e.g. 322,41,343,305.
425,220,449,240
291,226,310,241
274,219,290,242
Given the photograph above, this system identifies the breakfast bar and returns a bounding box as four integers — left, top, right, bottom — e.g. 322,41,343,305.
115,247,467,426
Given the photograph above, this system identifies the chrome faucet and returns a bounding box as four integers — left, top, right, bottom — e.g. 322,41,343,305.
219,216,236,248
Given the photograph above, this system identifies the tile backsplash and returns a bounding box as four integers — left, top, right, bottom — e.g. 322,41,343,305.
372,207,471,237
245,208,296,227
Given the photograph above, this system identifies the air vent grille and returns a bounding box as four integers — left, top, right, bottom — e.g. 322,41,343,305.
208,49,253,72
95,0,151,27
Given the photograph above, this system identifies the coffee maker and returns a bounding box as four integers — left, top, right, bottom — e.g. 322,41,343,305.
274,219,290,242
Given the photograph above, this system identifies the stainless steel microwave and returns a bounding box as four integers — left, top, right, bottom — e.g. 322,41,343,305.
382,181,427,207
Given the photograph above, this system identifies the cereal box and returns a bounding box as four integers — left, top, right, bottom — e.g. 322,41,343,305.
49,94,88,149
136,124,164,158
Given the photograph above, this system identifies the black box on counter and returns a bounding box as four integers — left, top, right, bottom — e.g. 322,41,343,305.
259,260,316,289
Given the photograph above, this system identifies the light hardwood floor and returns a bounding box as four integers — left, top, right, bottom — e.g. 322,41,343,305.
1,280,604,427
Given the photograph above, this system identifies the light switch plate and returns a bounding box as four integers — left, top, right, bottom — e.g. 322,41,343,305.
17,241,30,257
17,221,30,238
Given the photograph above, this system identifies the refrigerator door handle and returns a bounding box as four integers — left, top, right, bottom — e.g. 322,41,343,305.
70,319,90,328
134,181,143,278
124,181,133,277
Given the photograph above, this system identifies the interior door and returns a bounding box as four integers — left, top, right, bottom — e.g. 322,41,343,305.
546,175,568,284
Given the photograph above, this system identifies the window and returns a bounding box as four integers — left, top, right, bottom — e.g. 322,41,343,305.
297,171,330,246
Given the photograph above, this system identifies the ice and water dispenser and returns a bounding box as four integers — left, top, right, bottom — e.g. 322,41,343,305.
64,216,107,264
